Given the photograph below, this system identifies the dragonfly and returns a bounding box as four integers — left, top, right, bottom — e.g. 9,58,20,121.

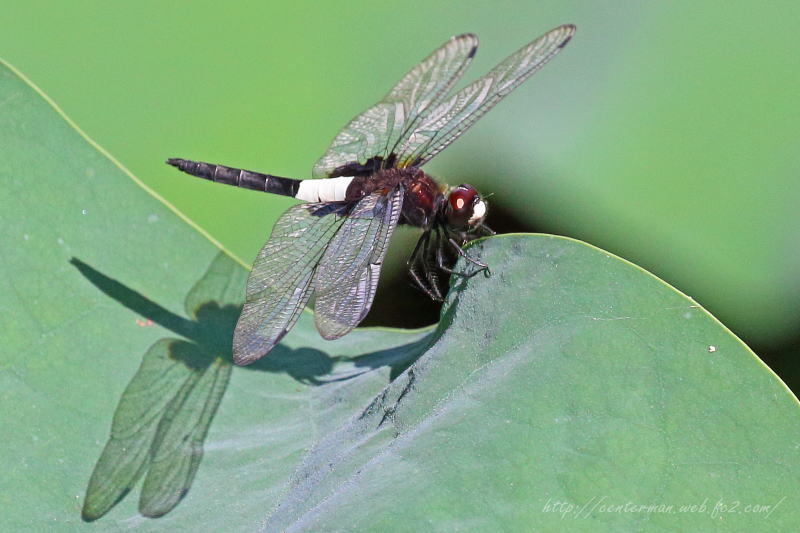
168,24,575,365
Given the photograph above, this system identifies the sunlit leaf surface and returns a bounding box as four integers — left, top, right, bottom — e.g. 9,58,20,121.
264,234,800,531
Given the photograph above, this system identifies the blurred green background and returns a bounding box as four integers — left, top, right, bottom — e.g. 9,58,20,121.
3,1,798,387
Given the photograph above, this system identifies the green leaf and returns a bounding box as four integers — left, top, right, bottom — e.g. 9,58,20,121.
2,59,799,533
264,234,800,531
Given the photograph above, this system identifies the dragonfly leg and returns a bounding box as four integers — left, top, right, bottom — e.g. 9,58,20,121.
407,230,426,270
409,264,443,302
422,231,445,301
407,231,443,301
447,237,490,276
435,235,470,277
477,224,496,236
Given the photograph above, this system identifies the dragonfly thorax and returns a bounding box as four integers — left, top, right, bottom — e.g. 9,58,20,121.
345,167,443,228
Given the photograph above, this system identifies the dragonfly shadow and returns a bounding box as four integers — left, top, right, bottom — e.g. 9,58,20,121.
70,256,339,382
250,345,341,385
72,253,342,521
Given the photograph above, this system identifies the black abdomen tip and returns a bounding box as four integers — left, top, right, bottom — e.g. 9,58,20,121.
166,158,184,168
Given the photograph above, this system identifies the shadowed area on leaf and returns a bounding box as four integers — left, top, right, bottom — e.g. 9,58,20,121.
72,253,246,521
69,256,342,381
71,252,427,521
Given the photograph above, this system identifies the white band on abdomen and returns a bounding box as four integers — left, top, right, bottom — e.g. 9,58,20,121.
295,176,354,203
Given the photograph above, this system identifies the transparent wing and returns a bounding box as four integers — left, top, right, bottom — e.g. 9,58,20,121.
313,187,404,339
312,34,478,178
395,24,575,167
233,202,349,365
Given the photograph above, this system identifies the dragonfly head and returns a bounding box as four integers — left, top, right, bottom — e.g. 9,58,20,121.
444,184,487,231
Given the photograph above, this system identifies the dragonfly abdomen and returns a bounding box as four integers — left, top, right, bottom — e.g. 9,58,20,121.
295,177,354,203
166,158,301,197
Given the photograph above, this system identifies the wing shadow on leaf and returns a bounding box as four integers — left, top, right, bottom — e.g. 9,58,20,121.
72,252,252,521
72,252,425,522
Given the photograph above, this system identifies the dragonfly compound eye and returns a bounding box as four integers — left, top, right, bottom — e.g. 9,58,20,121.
447,185,485,228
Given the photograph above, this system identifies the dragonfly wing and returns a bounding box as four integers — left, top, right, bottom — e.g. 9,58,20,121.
396,24,575,167
233,202,349,365
313,187,404,339
312,35,478,178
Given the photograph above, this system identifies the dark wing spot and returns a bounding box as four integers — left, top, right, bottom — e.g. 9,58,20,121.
558,25,576,48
